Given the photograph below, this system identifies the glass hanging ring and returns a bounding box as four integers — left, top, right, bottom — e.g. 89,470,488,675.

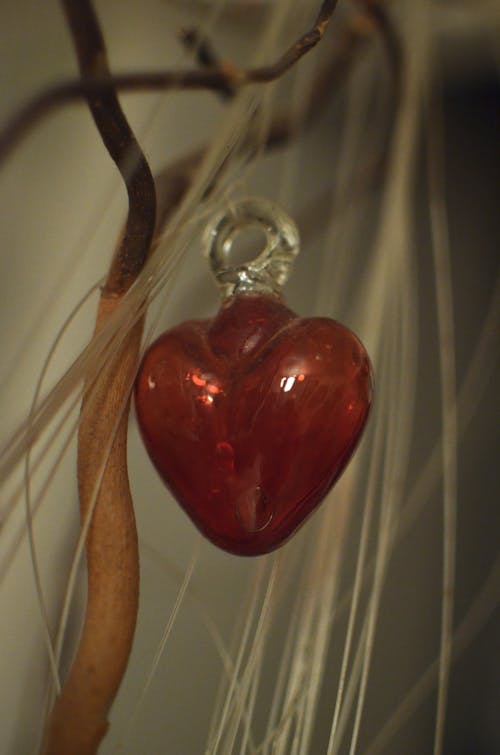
204,197,300,297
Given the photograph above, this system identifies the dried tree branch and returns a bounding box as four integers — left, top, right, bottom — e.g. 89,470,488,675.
0,0,338,165
60,0,156,296
41,1,156,753
42,305,143,755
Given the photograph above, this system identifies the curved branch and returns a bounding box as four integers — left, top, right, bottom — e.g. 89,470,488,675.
0,0,338,166
42,301,142,755
60,0,156,296
41,1,156,752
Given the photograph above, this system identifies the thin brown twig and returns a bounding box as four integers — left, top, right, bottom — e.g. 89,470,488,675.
154,3,397,236
0,0,338,166
60,0,157,296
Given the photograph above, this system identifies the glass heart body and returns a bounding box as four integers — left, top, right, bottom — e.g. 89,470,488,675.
135,294,372,555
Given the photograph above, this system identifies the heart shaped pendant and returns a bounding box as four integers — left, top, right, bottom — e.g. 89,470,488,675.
135,199,373,555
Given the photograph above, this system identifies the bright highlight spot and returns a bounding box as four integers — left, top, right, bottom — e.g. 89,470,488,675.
186,371,223,402
280,374,305,392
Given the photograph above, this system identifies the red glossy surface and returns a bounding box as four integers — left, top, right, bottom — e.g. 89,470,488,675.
135,294,373,555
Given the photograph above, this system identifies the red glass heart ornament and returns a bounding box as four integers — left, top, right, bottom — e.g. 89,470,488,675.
135,198,372,555
135,293,372,555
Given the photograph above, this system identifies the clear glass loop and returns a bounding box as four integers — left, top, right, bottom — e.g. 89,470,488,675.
204,197,300,297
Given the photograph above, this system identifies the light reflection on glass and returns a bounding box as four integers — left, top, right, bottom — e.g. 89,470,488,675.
279,373,305,393
197,394,213,406
235,485,273,533
185,371,224,406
